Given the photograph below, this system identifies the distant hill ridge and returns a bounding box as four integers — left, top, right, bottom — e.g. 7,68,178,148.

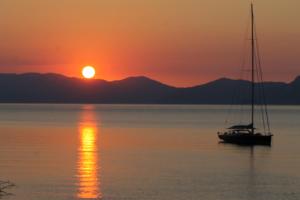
0,73,299,104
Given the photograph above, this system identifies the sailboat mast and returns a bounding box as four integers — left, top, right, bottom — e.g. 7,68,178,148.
251,3,255,134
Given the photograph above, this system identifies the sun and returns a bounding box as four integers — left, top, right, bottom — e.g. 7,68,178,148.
82,66,96,79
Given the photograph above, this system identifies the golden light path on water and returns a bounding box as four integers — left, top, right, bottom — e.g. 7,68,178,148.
77,105,101,199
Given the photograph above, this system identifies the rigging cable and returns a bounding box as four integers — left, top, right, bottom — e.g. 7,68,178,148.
255,27,271,133
225,13,250,126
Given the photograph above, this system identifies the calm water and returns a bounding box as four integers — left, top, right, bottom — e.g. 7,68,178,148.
0,104,299,200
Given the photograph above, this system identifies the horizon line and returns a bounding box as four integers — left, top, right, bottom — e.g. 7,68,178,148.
0,72,298,88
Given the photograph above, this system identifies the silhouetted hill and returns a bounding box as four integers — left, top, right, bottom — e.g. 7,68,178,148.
0,73,299,104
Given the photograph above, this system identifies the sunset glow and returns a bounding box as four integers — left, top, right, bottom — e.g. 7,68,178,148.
0,1,299,86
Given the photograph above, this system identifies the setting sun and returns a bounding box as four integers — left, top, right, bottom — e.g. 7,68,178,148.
82,66,96,79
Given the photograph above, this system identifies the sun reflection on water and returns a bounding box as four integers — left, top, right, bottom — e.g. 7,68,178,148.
77,106,101,199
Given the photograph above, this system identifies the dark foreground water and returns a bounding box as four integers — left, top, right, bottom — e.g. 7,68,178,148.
0,104,299,200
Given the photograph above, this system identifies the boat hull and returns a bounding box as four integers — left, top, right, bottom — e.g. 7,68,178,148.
218,133,272,146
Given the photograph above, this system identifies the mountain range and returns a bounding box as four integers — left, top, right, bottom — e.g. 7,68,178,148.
0,73,299,104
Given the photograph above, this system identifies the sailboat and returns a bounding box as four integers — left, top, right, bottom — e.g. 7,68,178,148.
217,3,273,145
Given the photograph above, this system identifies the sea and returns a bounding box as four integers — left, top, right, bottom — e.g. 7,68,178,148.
0,104,299,200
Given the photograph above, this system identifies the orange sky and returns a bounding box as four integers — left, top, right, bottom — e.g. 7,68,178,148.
0,0,299,86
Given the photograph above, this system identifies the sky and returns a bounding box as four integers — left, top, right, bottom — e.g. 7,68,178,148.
0,0,299,86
